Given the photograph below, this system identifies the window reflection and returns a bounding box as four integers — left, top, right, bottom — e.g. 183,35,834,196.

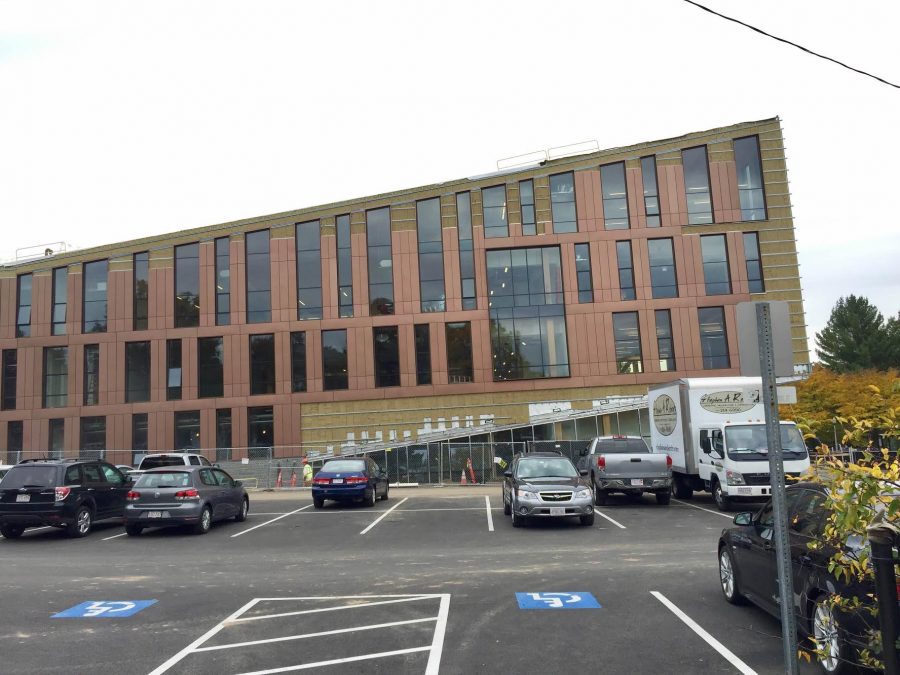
616,241,636,301
601,163,629,230
296,221,323,320
519,180,536,235
416,198,445,312
655,309,676,372
641,156,661,227
701,235,731,295
246,230,271,324
550,172,577,233
482,186,508,238
682,146,713,225
613,312,643,373
174,245,199,328
699,306,730,369
648,238,678,299
322,329,348,390
367,208,394,315
743,232,765,293
83,260,109,333
734,136,767,221
374,326,400,387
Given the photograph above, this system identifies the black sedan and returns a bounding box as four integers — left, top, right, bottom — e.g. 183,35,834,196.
124,466,249,535
718,482,885,674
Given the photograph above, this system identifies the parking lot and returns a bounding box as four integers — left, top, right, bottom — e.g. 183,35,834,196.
0,487,817,674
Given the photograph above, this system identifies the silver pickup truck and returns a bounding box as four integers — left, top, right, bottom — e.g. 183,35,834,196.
577,436,672,505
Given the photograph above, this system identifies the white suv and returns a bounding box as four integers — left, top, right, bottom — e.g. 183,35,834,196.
136,453,213,472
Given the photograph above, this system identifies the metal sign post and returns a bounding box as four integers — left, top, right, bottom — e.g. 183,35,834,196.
756,302,799,674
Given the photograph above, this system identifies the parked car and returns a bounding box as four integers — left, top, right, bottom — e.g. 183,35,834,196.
137,453,213,472
124,466,248,535
311,457,388,508
0,459,132,539
116,464,135,474
577,436,671,505
717,482,888,674
502,452,594,527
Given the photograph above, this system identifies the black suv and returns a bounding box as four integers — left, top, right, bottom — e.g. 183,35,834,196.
0,459,132,539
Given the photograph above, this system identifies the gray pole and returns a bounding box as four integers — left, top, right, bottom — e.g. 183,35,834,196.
867,522,900,675
756,302,799,674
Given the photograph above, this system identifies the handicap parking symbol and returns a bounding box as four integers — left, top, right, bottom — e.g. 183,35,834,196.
52,600,157,618
516,592,601,609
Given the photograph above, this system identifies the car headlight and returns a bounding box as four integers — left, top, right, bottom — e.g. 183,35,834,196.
573,488,592,500
725,470,745,486
517,489,538,500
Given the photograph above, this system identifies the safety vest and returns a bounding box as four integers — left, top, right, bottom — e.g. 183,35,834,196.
303,464,313,481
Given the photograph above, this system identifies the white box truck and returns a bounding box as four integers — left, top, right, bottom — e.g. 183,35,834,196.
648,377,810,511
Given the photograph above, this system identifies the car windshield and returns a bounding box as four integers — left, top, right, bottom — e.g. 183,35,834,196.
322,460,365,473
724,424,808,461
140,456,187,470
596,438,649,454
1,465,57,488
516,458,578,479
134,472,193,488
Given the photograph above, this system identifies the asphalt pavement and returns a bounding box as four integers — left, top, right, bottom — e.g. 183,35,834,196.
0,486,817,674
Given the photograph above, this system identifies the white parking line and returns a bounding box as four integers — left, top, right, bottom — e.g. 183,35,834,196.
231,505,312,538
233,595,434,623
360,497,408,535
672,499,734,519
102,532,127,541
593,508,627,529
425,592,451,675
484,496,494,532
237,646,433,674
651,591,757,675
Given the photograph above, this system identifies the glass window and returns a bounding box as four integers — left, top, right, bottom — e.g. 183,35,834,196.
743,232,765,293
84,344,100,406
245,229,271,324
446,322,473,383
133,252,148,331
132,412,148,452
699,306,730,369
616,241,636,301
82,260,109,333
574,244,593,303
166,339,182,401
7,420,23,461
641,156,661,227
198,337,224,398
49,418,65,457
519,179,536,235
457,192,477,310
701,234,731,295
16,273,32,338
249,333,275,395
601,162,629,230
682,146,713,225
613,312,643,374
414,324,431,386
52,267,68,335
216,409,232,459
366,207,394,315
1,350,17,411
174,244,200,328
322,329,348,391
482,185,508,238
416,198,445,312
373,326,400,388
215,237,230,326
290,332,307,393
296,220,323,320
550,172,577,233
336,215,353,318
734,135,767,221
80,416,106,452
655,309,676,372
174,411,201,450
43,346,68,408
248,406,274,448
124,341,150,403
647,238,678,299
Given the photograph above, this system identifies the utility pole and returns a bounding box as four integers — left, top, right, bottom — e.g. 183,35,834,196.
756,302,799,674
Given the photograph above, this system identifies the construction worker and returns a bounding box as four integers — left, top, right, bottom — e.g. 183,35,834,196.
302,457,313,487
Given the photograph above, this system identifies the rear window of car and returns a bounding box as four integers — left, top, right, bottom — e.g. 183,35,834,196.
140,456,186,470
134,471,193,488
596,438,650,454
321,460,366,473
1,465,58,488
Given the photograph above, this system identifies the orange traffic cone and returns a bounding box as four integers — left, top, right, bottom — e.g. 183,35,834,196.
290,469,297,488
466,457,477,484
275,468,283,488
460,470,467,485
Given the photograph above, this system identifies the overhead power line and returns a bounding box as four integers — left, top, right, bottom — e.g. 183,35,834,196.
682,0,900,90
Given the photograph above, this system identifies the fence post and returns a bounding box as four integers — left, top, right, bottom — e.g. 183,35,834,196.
867,521,899,675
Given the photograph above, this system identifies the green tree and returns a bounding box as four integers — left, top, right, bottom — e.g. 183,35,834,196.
815,296,889,372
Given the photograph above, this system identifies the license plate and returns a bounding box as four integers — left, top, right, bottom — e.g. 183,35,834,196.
147,511,163,518
332,478,343,484
630,479,643,486
738,487,752,495
549,507,566,516
16,494,30,502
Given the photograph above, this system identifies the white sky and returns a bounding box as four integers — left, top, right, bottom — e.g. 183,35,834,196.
1,0,898,361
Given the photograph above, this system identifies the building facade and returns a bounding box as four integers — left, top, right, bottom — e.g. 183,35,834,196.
0,118,808,461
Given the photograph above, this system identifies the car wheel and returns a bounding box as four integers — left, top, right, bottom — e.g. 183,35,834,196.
366,488,377,507
67,506,93,538
812,596,852,674
380,485,389,501
511,506,523,528
125,524,143,537
0,524,24,539
235,498,249,522
594,489,609,506
580,512,595,526
193,506,212,535
656,491,671,506
313,497,324,509
503,496,511,516
712,479,732,511
718,546,746,605
672,474,693,499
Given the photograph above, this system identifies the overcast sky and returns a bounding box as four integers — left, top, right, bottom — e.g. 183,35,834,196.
1,0,898,361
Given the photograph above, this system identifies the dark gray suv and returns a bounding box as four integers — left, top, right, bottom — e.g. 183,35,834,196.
502,452,595,527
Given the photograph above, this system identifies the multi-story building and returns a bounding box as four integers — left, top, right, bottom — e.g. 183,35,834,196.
0,117,808,463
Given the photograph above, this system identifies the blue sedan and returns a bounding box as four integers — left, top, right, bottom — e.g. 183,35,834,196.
311,458,389,508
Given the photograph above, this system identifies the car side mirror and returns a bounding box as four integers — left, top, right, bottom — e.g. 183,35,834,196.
234,480,242,488
579,469,589,476
503,471,512,478
578,448,588,457
733,512,753,526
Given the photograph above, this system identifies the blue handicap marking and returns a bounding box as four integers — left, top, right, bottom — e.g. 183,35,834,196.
516,592,601,609
53,600,157,618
